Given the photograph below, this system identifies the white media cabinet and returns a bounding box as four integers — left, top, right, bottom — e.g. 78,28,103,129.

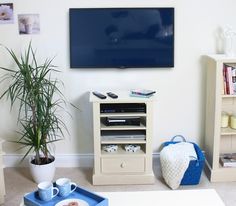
205,55,236,182
90,91,155,185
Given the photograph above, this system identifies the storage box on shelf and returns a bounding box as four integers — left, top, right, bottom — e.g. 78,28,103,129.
0,139,5,204
205,55,236,182
90,91,155,185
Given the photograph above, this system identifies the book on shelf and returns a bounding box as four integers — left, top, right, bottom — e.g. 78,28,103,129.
223,64,236,95
130,89,156,96
129,93,154,98
220,153,236,167
222,66,226,95
232,67,236,94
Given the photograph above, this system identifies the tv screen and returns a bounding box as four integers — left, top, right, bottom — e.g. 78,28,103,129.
69,8,174,68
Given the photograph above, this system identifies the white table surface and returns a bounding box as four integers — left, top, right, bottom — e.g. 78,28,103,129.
21,189,225,206
97,189,225,206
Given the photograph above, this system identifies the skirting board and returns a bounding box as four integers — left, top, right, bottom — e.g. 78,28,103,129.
3,153,160,168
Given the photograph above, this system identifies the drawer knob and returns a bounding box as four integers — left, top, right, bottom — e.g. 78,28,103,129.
120,162,125,168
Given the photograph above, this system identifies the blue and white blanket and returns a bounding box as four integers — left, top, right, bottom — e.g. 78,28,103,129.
160,142,197,189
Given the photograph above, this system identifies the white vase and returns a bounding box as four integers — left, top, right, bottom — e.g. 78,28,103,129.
29,156,56,184
224,36,234,56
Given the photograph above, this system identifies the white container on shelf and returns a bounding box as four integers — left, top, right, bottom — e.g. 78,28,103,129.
221,113,229,128
230,115,236,129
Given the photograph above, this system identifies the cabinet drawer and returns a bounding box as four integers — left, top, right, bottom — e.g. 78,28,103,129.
101,157,145,173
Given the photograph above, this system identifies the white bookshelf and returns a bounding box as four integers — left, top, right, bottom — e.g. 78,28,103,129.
205,55,236,182
90,91,155,185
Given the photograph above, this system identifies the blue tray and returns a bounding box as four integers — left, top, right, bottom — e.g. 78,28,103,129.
24,186,108,206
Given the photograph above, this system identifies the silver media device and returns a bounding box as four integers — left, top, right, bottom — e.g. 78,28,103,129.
101,130,145,141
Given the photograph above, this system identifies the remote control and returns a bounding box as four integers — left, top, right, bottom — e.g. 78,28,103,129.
92,91,107,99
107,92,118,99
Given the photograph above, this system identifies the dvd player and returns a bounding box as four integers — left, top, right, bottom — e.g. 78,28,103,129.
100,103,146,113
105,117,141,126
101,130,145,140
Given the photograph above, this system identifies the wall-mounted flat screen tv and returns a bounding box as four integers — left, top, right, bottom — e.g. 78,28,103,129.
69,8,174,68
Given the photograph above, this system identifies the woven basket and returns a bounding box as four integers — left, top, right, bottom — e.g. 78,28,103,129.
162,135,205,185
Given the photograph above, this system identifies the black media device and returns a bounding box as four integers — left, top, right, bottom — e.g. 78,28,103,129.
100,103,146,113
105,117,141,126
69,8,174,68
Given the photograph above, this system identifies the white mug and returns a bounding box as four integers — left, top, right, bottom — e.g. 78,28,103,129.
38,181,59,201
56,178,77,197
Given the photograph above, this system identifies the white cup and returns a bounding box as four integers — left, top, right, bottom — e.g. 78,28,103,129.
56,178,77,197
38,181,59,201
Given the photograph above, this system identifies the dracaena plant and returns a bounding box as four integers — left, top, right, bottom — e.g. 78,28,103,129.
0,42,67,165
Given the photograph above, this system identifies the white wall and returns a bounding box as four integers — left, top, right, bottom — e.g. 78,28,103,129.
1,0,236,157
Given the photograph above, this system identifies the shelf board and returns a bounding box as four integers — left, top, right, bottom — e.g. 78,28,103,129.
90,91,156,103
222,95,236,98
219,163,236,169
205,161,236,182
100,122,146,130
100,112,146,117
101,139,146,144
221,127,236,135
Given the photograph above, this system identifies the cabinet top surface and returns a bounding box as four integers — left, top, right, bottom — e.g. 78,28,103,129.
89,91,156,103
206,54,236,62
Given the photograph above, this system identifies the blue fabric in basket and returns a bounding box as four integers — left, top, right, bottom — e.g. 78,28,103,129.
163,136,205,185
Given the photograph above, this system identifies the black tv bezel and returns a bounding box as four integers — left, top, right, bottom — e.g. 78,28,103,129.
69,7,175,69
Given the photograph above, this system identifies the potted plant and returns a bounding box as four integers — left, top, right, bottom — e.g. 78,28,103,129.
0,42,68,183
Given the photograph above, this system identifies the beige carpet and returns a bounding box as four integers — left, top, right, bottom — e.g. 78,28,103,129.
3,164,236,206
